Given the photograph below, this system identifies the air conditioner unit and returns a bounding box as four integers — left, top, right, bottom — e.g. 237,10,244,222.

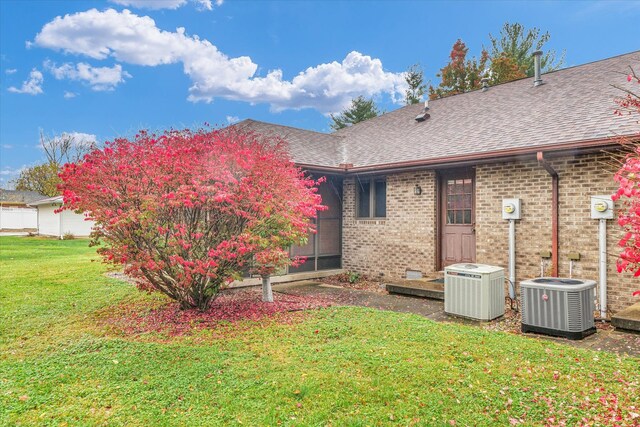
520,278,596,340
444,263,505,321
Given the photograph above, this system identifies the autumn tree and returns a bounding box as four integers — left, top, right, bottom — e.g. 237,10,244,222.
404,63,426,105
13,162,60,197
488,22,564,82
611,66,640,293
428,40,489,100
330,96,380,130
13,131,96,197
59,127,325,310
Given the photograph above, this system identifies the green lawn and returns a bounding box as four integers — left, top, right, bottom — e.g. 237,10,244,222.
1,236,638,426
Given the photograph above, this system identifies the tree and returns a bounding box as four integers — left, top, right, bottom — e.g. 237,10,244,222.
428,40,489,100
59,127,325,310
13,161,60,197
487,22,564,82
611,66,640,295
330,96,380,130
404,63,426,105
12,131,95,197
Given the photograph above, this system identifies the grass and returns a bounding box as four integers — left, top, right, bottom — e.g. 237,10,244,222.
0,236,638,426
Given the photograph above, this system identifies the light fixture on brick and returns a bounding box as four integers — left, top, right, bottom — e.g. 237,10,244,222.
414,184,422,195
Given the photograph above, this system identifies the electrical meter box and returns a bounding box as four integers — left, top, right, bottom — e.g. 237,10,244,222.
502,198,521,220
590,195,614,219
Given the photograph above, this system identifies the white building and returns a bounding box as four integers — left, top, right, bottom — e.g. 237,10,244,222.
29,196,95,238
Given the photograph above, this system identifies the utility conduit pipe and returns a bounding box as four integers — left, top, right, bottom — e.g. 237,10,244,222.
537,152,559,277
509,219,516,299
599,218,607,319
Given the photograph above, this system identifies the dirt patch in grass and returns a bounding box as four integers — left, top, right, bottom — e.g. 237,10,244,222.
96,288,336,337
320,273,387,294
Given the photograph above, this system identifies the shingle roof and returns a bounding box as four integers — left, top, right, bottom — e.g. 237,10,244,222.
0,190,47,205
234,119,345,168
28,196,63,206
335,51,640,169
238,51,640,171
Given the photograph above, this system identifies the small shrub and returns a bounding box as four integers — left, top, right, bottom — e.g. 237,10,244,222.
347,271,361,284
63,232,75,240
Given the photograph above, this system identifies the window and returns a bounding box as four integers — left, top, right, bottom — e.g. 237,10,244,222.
357,177,386,218
446,178,472,224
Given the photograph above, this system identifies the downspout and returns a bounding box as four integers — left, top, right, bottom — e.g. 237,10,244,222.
537,152,558,277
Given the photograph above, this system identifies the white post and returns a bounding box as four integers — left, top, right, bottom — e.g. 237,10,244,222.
508,219,516,299
599,218,607,319
262,275,273,303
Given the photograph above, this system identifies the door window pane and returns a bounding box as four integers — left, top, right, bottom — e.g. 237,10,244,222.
445,175,473,224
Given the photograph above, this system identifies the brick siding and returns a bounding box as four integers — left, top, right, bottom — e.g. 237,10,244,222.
341,151,637,314
342,171,437,280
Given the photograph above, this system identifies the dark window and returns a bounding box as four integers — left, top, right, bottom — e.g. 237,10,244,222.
357,177,386,218
357,180,371,218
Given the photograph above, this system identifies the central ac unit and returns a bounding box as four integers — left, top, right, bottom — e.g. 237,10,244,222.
521,277,596,340
444,263,505,321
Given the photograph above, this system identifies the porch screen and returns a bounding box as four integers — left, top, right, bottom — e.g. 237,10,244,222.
290,177,342,273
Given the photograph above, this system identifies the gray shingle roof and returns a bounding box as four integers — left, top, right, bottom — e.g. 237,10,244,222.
0,190,47,205
239,51,640,170
235,119,345,168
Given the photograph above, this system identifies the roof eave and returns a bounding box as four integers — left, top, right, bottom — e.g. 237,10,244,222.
341,135,637,175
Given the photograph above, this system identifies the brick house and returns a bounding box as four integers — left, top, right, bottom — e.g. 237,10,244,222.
238,51,640,315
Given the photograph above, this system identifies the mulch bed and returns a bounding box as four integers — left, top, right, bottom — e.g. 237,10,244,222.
97,288,336,337
320,273,388,294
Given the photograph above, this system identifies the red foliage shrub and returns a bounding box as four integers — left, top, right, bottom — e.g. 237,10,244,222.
612,68,640,286
59,127,325,310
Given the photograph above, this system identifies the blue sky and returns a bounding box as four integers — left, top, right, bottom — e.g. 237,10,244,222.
1,0,639,188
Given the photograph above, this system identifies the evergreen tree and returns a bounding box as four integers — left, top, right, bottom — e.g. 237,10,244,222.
330,96,380,130
404,63,426,105
488,22,565,81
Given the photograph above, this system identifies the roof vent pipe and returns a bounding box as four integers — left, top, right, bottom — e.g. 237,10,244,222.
533,50,543,87
415,100,430,122
481,77,489,92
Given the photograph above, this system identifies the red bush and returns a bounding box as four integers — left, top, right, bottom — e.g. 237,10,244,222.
612,68,640,289
59,127,324,309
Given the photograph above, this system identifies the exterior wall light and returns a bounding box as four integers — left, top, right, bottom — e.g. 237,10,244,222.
414,184,422,196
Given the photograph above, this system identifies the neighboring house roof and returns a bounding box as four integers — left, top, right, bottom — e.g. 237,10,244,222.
235,119,345,168
0,190,47,205
28,196,63,207
240,51,640,172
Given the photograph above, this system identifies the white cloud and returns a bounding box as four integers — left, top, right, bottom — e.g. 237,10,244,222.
7,69,44,95
63,91,77,98
62,132,98,145
33,8,406,114
226,115,239,124
0,167,20,176
1,144,13,149
35,132,98,151
111,0,187,10
0,165,27,188
44,61,131,91
110,0,219,10
5,68,17,74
